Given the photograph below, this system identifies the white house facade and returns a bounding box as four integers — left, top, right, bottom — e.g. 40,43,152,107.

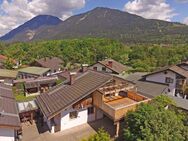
144,64,188,99
91,63,113,73
45,106,104,133
145,70,177,96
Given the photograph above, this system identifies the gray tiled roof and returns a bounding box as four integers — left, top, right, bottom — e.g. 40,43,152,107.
36,71,112,119
126,73,188,110
34,57,63,71
98,59,128,74
168,96,188,111
0,84,20,129
125,73,168,98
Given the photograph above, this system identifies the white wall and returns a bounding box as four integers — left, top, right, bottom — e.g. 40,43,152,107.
60,107,95,131
146,70,176,95
0,128,15,141
45,106,104,133
92,63,113,73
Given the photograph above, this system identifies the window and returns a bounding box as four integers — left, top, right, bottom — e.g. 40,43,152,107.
102,67,106,71
88,107,94,115
168,88,171,92
165,77,174,83
93,67,97,71
69,111,78,119
164,71,168,74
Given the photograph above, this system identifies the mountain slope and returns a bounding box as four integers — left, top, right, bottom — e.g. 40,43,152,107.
1,7,188,43
0,15,62,41
32,7,188,43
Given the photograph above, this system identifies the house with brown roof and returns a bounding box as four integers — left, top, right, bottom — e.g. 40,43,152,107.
143,62,188,99
18,67,51,79
90,58,128,74
0,83,21,141
31,57,63,74
36,70,149,137
0,54,20,69
23,76,58,96
0,69,18,85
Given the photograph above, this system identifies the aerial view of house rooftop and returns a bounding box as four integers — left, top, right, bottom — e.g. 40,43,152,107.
126,72,188,111
0,83,21,140
0,54,18,69
90,58,128,74
23,76,58,96
31,57,63,72
18,67,50,76
0,69,18,79
36,70,113,119
36,70,149,137
126,73,169,97
0,55,8,69
100,59,128,73
144,65,188,78
0,54,16,63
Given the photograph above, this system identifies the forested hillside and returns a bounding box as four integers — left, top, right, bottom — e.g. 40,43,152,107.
1,7,188,44
1,38,188,72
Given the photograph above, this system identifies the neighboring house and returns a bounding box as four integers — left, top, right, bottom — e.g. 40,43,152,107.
168,95,188,112
126,72,188,111
31,57,63,74
23,76,58,96
36,70,149,137
0,54,20,69
57,66,87,82
0,83,21,141
18,67,51,79
0,55,11,69
143,64,188,99
126,72,169,98
90,58,128,74
0,69,18,85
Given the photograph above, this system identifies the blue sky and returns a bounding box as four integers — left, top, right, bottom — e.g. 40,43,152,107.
0,0,188,36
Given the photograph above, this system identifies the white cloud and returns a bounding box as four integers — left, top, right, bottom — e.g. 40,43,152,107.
183,17,188,25
124,0,176,21
0,0,85,36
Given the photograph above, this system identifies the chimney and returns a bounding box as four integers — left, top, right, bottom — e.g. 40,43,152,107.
108,60,113,68
69,72,77,85
81,64,89,72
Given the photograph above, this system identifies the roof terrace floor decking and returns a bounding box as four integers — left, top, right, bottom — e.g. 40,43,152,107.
105,97,137,109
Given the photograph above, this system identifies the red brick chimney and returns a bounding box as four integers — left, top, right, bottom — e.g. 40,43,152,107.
69,72,77,85
108,60,113,68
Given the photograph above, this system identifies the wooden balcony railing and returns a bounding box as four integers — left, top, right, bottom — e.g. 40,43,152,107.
102,99,150,121
93,90,149,121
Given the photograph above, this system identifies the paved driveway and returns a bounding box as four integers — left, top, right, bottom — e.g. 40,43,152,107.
22,117,115,141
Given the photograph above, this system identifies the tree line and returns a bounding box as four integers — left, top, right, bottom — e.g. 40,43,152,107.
1,38,188,72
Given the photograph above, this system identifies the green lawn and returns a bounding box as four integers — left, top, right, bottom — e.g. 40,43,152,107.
13,86,36,102
15,93,36,102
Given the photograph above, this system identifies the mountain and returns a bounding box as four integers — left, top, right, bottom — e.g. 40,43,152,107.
1,7,188,43
0,15,62,41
